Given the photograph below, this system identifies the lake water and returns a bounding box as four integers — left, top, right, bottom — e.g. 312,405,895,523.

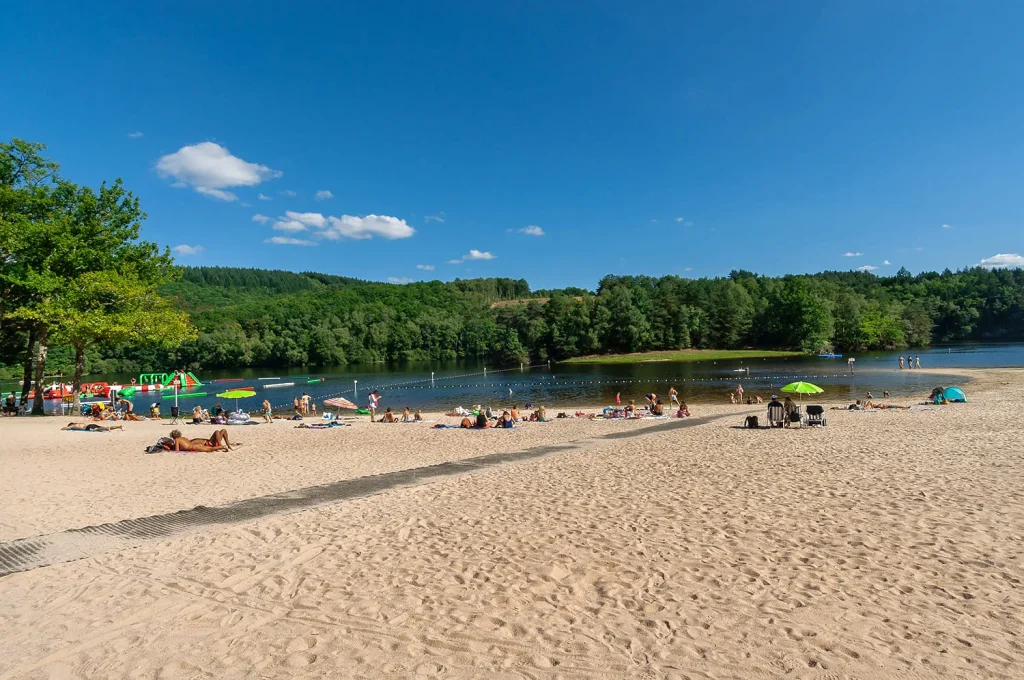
15,343,1024,416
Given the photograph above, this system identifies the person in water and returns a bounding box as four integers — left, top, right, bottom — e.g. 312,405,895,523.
163,429,232,452
63,422,123,432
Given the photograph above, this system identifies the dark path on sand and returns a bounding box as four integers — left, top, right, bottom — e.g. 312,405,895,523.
0,414,725,578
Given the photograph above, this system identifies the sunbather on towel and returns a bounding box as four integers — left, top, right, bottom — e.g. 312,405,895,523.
63,422,124,432
163,428,232,452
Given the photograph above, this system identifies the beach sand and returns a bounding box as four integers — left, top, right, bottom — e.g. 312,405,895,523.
1,368,1022,678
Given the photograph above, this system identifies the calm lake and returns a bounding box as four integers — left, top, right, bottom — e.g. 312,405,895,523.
17,343,1024,416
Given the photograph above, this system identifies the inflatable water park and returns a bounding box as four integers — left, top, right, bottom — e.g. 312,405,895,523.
44,371,204,400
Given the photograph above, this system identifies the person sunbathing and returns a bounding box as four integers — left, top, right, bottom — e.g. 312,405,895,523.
676,402,691,418
402,407,411,422
624,401,636,417
162,429,232,452
499,411,514,428
63,422,124,432
382,407,396,423
651,399,665,416
510,405,520,422
460,417,473,429
414,409,423,421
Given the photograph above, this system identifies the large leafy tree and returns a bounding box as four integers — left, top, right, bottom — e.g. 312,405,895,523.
1,138,180,413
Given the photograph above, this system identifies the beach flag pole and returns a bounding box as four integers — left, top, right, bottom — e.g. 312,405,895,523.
353,380,357,398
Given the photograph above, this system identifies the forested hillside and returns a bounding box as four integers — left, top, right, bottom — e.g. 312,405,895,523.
3,265,1023,377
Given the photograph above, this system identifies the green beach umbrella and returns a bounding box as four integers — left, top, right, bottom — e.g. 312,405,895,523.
780,381,824,395
216,388,257,412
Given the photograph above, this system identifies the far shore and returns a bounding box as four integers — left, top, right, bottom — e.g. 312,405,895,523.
561,348,804,364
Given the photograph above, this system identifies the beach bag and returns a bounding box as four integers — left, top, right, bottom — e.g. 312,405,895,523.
744,415,759,429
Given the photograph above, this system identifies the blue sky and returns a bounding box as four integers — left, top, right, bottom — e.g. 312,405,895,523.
3,1,1023,288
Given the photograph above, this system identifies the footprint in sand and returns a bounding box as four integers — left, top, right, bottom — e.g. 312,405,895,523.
285,651,317,667
286,635,318,652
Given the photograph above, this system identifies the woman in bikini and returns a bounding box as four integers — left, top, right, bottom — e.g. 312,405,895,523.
163,429,232,452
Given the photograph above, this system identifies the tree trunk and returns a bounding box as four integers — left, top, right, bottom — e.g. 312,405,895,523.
20,326,36,406
71,345,85,416
30,326,47,416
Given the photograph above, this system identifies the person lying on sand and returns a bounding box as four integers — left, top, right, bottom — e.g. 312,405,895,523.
162,429,233,452
63,422,124,432
460,417,473,429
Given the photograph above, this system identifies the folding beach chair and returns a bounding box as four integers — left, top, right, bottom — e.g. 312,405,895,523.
805,405,826,427
767,402,785,428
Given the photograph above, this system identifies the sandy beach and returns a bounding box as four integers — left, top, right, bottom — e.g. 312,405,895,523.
1,368,1022,679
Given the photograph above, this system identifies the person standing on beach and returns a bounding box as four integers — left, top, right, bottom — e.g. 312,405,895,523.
916,356,921,368
615,392,621,405
899,356,905,369
668,386,679,406
293,395,301,415
736,384,744,402
368,391,380,422
262,399,273,423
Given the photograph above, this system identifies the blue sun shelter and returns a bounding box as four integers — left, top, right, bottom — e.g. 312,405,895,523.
942,386,967,403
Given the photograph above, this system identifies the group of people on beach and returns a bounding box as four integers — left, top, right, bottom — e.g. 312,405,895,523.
899,356,922,369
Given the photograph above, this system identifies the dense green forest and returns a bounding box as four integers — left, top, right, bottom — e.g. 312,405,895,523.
3,264,1023,379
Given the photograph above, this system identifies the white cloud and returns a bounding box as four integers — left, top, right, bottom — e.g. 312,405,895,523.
517,225,545,236
942,223,953,229
128,131,144,138
280,190,297,197
315,190,334,201
252,214,272,224
978,253,1024,269
445,259,464,265
156,142,281,201
915,247,924,251
321,214,414,240
416,264,435,271
258,193,272,201
683,267,693,272
240,202,251,207
676,217,684,223
388,277,413,284
284,211,328,228
651,219,659,224
194,186,238,202
171,244,204,256
272,220,308,233
842,252,863,257
856,265,879,271
265,236,317,246
883,260,892,265
424,213,446,223
465,249,495,261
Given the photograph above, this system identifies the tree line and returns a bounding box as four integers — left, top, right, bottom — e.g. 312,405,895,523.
4,137,1024,401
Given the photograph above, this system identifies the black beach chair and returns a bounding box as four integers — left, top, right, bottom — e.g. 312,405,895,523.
767,402,785,428
805,405,826,426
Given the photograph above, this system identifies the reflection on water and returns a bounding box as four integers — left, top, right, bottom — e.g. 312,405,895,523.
17,343,1024,415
